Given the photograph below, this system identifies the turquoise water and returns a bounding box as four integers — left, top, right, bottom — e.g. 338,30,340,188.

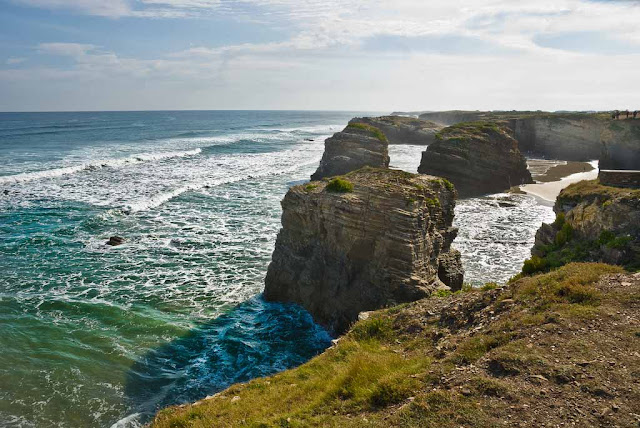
0,111,553,427
0,111,366,427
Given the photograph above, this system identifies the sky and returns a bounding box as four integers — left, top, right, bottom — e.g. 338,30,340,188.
1,0,639,112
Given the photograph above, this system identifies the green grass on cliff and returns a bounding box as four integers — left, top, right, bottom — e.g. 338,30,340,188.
347,122,388,143
434,121,504,143
326,177,354,193
557,179,640,202
521,182,639,275
151,263,636,428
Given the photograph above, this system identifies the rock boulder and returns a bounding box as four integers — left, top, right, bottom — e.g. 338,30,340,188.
418,122,533,197
263,167,463,334
311,123,389,180
349,116,443,145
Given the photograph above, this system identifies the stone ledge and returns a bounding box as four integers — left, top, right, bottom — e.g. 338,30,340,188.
598,169,640,188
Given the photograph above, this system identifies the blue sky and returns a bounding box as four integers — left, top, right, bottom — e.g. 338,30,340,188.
1,0,639,111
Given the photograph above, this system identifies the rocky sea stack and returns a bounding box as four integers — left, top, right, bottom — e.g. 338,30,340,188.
528,179,640,273
349,116,442,145
310,123,390,180
418,122,533,197
263,167,463,334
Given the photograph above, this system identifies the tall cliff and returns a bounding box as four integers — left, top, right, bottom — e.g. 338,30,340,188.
418,122,533,197
310,123,389,180
263,167,463,334
349,116,443,145
526,179,640,274
420,111,640,168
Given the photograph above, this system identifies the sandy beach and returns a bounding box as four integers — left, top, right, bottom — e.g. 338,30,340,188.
522,159,599,202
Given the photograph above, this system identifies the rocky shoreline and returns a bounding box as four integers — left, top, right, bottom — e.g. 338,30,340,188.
150,110,640,427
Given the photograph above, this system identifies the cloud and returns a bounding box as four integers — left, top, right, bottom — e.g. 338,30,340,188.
6,57,27,65
12,0,131,17
38,42,96,56
3,0,640,111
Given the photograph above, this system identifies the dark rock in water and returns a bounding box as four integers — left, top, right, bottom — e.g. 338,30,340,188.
418,122,533,197
304,138,314,142
106,236,125,246
3,190,8,195
311,123,389,180
264,167,463,335
349,116,443,145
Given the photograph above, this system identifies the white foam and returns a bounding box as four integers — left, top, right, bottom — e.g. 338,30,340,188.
0,148,202,184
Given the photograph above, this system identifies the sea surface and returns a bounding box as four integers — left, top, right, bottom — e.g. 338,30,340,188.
0,111,554,427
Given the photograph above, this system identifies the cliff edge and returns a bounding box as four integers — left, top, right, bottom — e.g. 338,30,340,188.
263,167,463,335
153,263,640,428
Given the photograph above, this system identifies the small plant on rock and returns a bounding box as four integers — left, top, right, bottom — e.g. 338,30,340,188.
326,177,354,193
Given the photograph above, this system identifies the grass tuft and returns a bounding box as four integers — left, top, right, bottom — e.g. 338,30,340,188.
326,177,354,193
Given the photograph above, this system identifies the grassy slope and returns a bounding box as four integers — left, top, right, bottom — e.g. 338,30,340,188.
152,263,640,428
557,179,640,204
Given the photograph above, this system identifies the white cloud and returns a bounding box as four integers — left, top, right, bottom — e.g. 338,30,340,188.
3,0,640,110
6,57,27,64
13,0,130,17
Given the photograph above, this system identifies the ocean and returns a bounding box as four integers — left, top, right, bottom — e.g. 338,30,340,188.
0,111,554,427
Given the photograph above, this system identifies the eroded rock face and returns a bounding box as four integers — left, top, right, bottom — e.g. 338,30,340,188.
263,168,463,334
417,122,533,197
311,123,389,180
349,116,443,145
419,111,640,168
531,180,640,268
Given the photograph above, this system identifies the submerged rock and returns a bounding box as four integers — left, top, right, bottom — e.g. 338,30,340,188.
349,116,443,145
418,122,533,197
310,123,389,180
106,236,125,246
263,167,463,334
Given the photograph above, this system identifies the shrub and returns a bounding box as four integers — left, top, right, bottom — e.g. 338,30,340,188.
522,255,549,275
441,179,455,192
304,183,318,192
608,235,632,250
425,198,440,208
554,223,573,247
433,289,452,298
326,177,354,193
552,212,565,228
481,282,498,291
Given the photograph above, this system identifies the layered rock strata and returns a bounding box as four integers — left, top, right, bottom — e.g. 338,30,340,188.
419,110,640,168
263,167,463,334
310,123,389,180
349,116,443,145
530,179,640,270
417,122,533,197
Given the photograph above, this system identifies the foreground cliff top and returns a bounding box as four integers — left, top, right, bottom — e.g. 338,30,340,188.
152,263,640,427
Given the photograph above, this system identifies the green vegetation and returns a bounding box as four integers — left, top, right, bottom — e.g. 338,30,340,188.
425,198,440,208
304,183,319,192
152,263,633,428
435,121,503,143
557,179,640,203
441,178,455,192
347,122,388,143
326,177,354,193
522,182,638,275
